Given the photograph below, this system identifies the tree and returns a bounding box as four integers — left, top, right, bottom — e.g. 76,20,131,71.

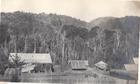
0,24,10,47
0,47,9,75
8,54,26,82
9,54,25,68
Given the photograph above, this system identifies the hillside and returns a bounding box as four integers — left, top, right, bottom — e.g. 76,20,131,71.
0,11,139,69
89,16,140,58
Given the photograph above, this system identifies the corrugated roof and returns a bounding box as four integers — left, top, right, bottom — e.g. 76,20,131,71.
124,64,138,71
9,53,52,63
133,57,138,64
69,60,88,69
95,61,108,69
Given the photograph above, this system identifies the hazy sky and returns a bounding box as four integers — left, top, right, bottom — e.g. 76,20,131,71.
1,0,140,22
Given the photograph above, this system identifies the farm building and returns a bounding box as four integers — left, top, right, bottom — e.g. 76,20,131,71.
9,53,53,73
95,61,110,74
124,64,138,72
69,60,88,70
110,57,138,84
124,57,138,80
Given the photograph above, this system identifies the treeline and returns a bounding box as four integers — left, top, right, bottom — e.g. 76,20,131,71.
0,11,139,71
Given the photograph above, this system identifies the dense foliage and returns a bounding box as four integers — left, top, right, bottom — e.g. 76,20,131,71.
0,11,139,70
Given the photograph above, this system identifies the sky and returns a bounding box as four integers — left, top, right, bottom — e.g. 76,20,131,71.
1,0,140,22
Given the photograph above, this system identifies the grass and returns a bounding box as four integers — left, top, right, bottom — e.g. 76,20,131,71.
19,69,137,84
0,68,137,84
20,73,116,84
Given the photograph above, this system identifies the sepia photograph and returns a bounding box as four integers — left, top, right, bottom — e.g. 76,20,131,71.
0,0,139,84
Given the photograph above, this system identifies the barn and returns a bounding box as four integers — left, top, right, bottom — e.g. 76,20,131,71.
9,53,53,73
69,60,88,70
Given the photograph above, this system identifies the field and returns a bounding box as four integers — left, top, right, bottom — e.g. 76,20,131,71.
20,73,116,84
19,69,137,84
0,68,137,84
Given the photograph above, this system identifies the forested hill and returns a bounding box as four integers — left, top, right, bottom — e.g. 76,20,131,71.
0,11,139,69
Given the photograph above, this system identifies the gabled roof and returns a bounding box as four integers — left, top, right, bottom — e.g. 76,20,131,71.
124,64,138,72
9,53,52,63
95,61,108,69
69,60,88,69
133,57,138,64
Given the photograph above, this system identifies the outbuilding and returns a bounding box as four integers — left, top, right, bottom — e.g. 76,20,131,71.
9,53,53,73
124,57,138,80
69,60,88,70
95,61,110,72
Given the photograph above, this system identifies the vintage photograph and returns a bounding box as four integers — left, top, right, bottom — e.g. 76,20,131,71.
0,0,139,84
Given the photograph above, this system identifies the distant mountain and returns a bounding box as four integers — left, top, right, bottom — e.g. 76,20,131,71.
88,16,140,31
0,11,139,69
88,17,121,30
88,16,140,68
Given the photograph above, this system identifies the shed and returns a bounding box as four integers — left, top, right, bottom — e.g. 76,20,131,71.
124,64,138,72
69,60,88,70
124,64,138,80
95,61,109,71
123,57,138,80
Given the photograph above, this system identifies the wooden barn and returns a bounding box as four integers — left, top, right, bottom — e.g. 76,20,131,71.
9,53,53,73
69,60,88,70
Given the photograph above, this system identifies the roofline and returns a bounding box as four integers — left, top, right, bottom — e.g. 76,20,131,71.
10,53,50,54
69,60,88,61
124,64,138,66
95,61,108,65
